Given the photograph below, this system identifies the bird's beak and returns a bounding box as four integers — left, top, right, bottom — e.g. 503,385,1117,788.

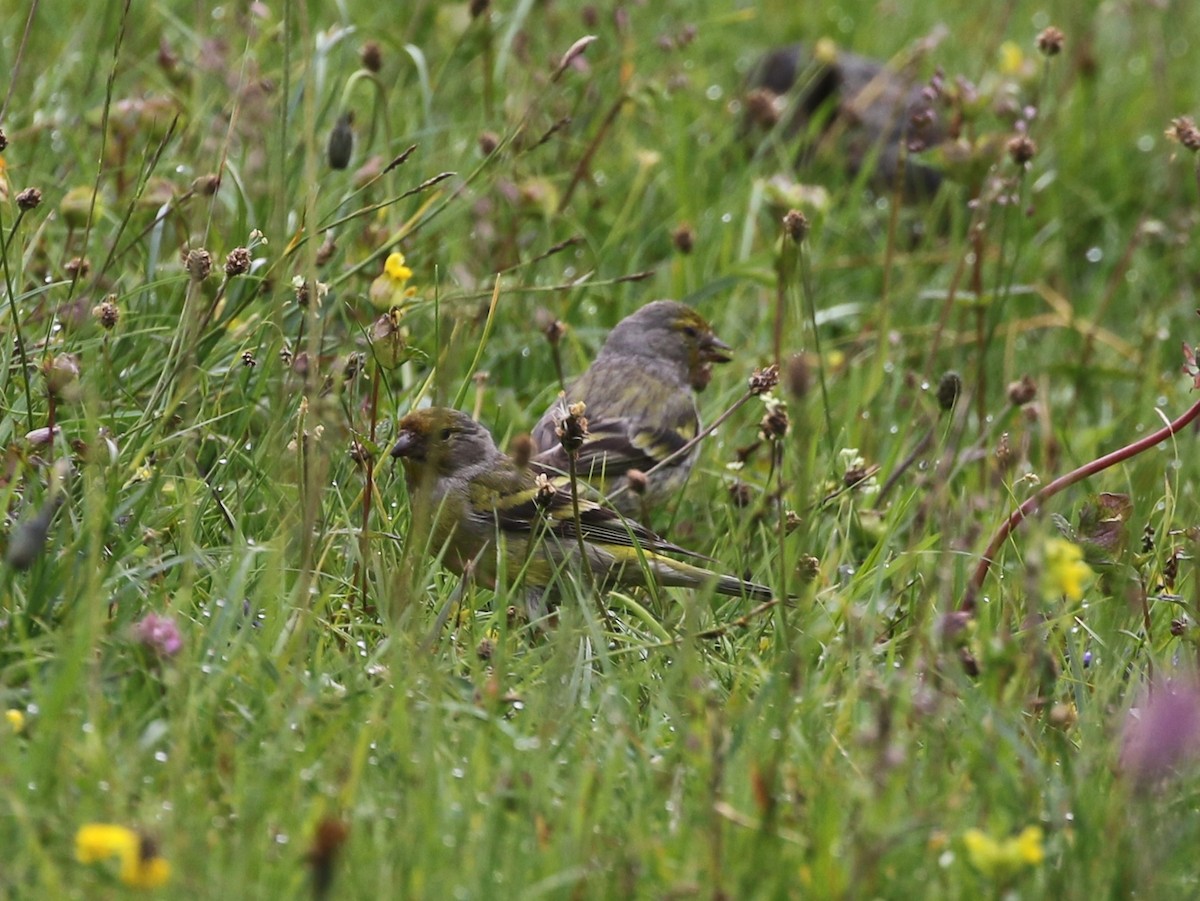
390,429,421,460
701,334,733,364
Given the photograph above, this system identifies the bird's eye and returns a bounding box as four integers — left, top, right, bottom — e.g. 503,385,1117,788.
440,428,454,440
681,325,699,339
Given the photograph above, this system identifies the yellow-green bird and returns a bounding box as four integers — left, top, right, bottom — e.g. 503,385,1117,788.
530,300,731,516
390,407,773,602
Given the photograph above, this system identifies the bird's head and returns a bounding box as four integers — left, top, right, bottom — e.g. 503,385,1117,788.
601,300,731,391
390,408,497,478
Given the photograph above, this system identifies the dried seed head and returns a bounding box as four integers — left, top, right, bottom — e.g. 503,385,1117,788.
728,481,752,508
624,469,648,495
192,174,221,196
555,400,588,454
0,127,7,152
360,40,383,73
348,440,373,466
186,248,213,281
43,353,81,399
16,187,42,211
476,637,495,660
1036,26,1065,57
64,257,90,279
328,113,355,170
469,0,491,17
1007,134,1037,165
785,354,809,398
759,405,789,440
1167,116,1200,153
782,208,809,242
749,364,780,396
316,234,337,266
1007,374,1037,406
672,223,695,254
533,472,558,508
536,310,567,345
936,371,962,411
225,246,252,277
510,433,536,468
478,131,500,156
744,87,781,129
995,431,1014,472
242,351,257,368
796,554,821,583
92,298,120,330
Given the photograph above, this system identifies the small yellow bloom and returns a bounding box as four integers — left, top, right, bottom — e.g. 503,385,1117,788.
6,708,25,732
384,252,412,282
1044,538,1094,601
369,252,416,310
76,824,171,889
963,825,1045,879
814,37,838,65
998,41,1025,76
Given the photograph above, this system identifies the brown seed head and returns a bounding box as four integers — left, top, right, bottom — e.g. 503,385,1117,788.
672,223,695,254
555,401,588,454
64,257,90,279
16,187,42,211
749,364,780,396
1036,26,1065,57
348,440,373,466
510,433,536,468
92,298,120,330
1007,134,1037,165
478,131,500,156
937,371,962,411
625,469,649,495
744,87,781,129
225,246,252,278
1167,116,1200,154
192,174,221,196
469,0,491,17
728,481,752,508
0,127,7,151
360,41,383,73
995,431,1014,472
782,208,809,242
533,472,558,508
796,554,821,583
316,234,337,266
1007,374,1037,406
186,248,213,281
242,351,257,368
759,406,789,440
785,354,809,398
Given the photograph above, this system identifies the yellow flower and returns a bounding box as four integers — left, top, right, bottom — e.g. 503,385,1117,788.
369,252,416,310
1044,538,1094,601
5,708,25,733
385,252,412,282
76,824,171,889
1014,825,1045,865
963,825,1045,880
814,37,838,65
998,41,1025,76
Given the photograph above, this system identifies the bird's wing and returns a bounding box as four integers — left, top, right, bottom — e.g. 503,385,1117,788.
532,412,696,483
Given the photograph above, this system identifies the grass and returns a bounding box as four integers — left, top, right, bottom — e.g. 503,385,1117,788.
3,0,1200,897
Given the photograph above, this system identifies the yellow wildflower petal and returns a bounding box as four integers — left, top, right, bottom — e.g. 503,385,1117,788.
998,41,1025,76
384,252,412,282
76,824,139,864
120,850,171,889
1015,826,1045,865
815,37,838,65
6,708,25,733
963,828,1003,876
1044,538,1094,601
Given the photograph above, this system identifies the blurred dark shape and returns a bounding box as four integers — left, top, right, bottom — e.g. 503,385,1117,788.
745,44,944,198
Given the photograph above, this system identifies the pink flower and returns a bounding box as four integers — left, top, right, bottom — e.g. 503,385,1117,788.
1120,678,1200,787
133,612,182,658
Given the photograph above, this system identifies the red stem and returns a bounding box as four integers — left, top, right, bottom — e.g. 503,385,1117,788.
962,393,1200,612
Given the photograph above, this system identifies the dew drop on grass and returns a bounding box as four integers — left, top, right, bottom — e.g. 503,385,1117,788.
720,212,732,223
1137,135,1155,152
82,721,95,734
154,751,168,763
99,780,110,792
274,833,289,845
705,84,723,101
1085,247,1103,263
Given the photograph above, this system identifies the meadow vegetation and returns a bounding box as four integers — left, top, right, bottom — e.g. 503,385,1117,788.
2,0,1200,897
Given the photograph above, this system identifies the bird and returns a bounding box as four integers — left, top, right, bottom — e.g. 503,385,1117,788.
390,407,774,604
530,300,731,516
